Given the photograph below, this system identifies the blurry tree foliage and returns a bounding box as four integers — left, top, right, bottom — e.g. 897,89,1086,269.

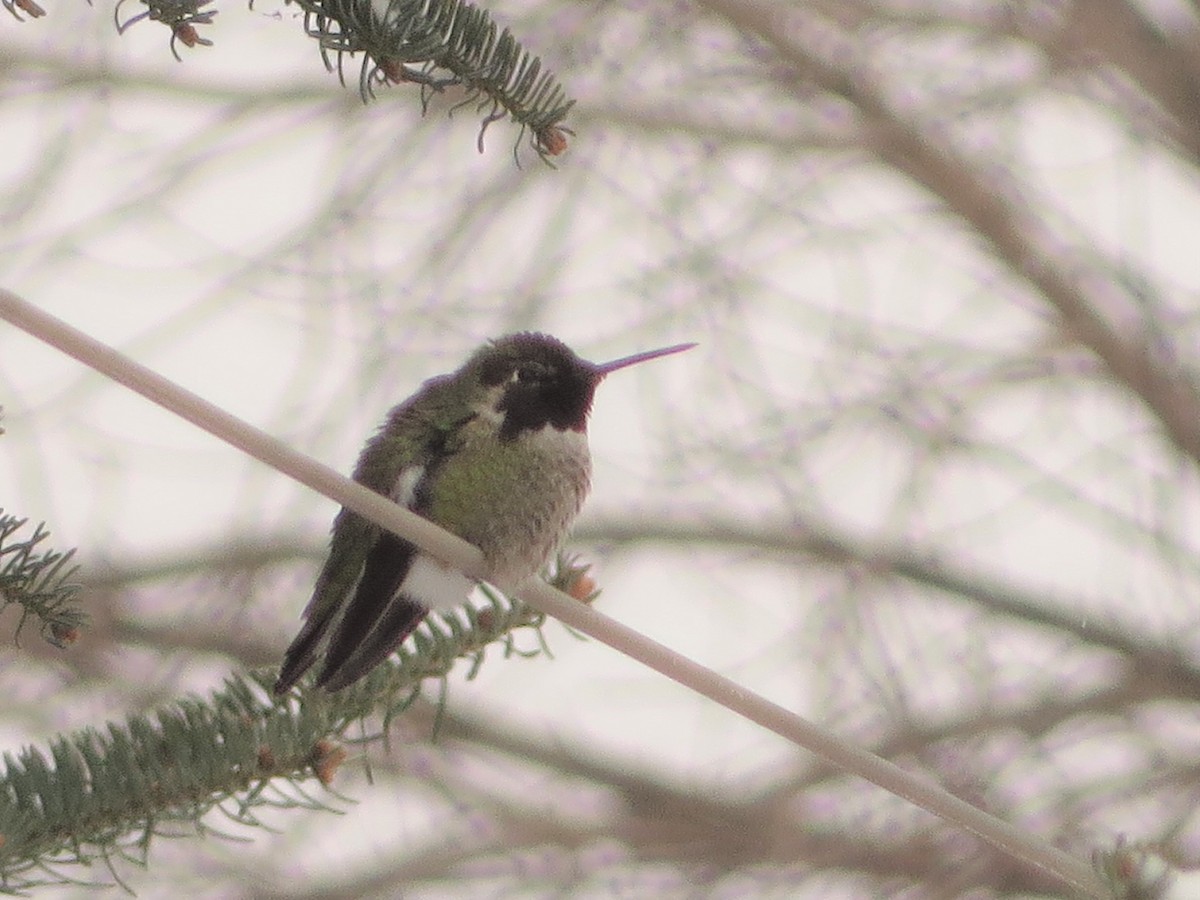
4,0,1200,895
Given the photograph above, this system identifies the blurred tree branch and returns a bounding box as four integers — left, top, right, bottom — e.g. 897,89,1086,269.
7,0,1200,893
699,0,1200,469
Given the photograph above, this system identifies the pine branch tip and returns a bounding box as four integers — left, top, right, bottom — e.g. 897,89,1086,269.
288,0,576,163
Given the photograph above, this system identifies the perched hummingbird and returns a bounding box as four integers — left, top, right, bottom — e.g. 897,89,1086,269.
274,332,694,694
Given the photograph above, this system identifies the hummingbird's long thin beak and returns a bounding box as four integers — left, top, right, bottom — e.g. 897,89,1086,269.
590,342,696,378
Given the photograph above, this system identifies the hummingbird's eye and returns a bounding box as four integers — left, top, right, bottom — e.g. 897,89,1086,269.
513,363,542,384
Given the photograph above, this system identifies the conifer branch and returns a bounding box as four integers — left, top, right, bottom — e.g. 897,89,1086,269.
103,0,575,159
0,512,87,650
113,0,216,59
290,0,574,159
16,0,574,158
0,585,552,891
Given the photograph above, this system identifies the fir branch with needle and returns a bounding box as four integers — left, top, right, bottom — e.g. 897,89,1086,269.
0,512,87,649
290,0,575,160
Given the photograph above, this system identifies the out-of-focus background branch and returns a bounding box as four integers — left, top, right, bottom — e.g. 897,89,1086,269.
5,0,1200,895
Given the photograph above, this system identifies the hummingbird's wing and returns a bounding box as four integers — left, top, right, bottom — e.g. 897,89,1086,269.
312,528,428,691
272,501,369,691
273,503,382,693
274,381,473,695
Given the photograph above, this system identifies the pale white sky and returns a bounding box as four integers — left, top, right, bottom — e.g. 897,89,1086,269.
4,1,1200,895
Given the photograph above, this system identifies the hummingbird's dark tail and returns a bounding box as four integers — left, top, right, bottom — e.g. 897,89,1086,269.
313,529,428,692
316,594,428,692
274,528,428,694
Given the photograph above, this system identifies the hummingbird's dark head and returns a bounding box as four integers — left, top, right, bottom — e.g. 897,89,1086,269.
471,333,695,441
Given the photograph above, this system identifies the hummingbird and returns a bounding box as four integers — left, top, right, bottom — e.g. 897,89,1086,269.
274,332,694,694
